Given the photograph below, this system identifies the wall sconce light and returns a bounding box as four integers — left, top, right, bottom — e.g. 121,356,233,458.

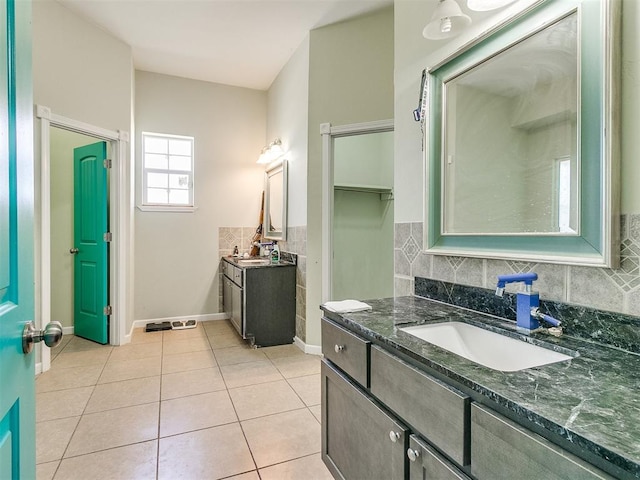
467,0,515,11
257,138,285,164
423,0,471,40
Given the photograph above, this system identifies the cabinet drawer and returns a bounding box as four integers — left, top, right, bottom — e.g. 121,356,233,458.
322,360,408,480
233,266,242,286
408,435,470,480
370,345,470,467
322,319,370,387
471,403,613,480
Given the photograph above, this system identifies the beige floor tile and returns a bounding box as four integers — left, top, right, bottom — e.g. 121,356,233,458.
309,405,322,423
160,390,237,437
130,328,163,344
203,320,236,334
36,416,80,464
241,409,321,468
54,440,157,480
287,374,321,407
259,453,334,480
64,403,159,457
85,376,160,413
158,423,255,480
261,344,305,360
36,386,94,422
61,337,111,353
108,342,162,362
36,365,103,393
228,380,304,421
214,346,268,366
98,356,161,384
226,472,260,480
161,348,217,374
162,326,207,342
161,336,211,355
161,366,226,400
208,331,245,349
51,349,111,369
36,460,59,480
271,354,321,379
220,360,284,389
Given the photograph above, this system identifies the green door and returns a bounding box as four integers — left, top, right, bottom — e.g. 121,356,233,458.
0,0,36,477
73,142,109,344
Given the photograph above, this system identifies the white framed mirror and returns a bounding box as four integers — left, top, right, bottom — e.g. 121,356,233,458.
263,159,288,241
424,0,620,267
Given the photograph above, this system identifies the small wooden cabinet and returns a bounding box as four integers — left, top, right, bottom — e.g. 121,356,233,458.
222,258,295,347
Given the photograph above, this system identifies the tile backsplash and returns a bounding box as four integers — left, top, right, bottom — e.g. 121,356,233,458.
394,214,640,350
395,215,640,318
218,225,307,342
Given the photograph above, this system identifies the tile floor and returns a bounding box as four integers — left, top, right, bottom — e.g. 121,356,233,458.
35,320,333,480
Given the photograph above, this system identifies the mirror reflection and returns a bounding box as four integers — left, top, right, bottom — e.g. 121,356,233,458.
263,159,287,241
442,12,578,235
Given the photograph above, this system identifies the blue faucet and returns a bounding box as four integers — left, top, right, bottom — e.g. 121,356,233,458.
495,273,561,333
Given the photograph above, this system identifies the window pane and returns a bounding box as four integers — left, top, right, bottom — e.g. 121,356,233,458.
169,189,190,205
145,153,168,170
169,155,191,172
169,174,190,189
145,136,168,154
169,139,192,156
147,188,169,204
147,172,169,188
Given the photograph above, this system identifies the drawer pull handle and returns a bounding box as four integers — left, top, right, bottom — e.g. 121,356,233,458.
407,448,420,462
334,344,345,353
389,431,400,443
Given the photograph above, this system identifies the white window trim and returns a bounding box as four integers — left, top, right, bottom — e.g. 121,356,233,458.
138,131,197,212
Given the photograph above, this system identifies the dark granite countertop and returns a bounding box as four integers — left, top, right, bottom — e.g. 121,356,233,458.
321,296,640,479
221,256,295,269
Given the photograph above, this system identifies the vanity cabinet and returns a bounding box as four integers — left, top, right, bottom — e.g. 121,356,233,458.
407,435,469,480
221,258,295,347
321,360,409,480
470,403,613,480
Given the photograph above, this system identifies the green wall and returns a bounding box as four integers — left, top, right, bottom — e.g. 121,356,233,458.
306,6,394,346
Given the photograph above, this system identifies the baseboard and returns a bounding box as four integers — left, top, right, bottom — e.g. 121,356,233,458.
294,336,322,356
128,312,230,340
35,362,43,375
62,326,74,335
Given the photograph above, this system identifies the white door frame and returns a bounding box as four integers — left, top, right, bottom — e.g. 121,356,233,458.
320,119,394,304
35,105,132,373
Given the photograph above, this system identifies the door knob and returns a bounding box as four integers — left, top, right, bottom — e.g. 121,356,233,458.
23,321,63,354
69,247,79,254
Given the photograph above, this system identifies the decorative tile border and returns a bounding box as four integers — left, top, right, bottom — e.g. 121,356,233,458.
395,214,640,333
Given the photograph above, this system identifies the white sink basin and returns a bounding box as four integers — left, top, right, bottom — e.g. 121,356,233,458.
400,322,574,372
236,259,271,265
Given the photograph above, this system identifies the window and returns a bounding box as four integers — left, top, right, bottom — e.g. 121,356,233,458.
141,132,194,210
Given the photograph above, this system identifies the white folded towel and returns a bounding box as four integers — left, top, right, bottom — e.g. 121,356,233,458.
323,299,372,313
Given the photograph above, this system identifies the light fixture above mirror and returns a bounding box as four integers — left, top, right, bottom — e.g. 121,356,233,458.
257,138,285,164
423,0,471,40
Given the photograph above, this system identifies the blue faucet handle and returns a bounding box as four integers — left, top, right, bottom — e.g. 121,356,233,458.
496,272,538,288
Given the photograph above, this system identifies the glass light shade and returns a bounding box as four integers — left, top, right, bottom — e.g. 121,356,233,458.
269,139,284,157
257,147,271,164
467,0,516,11
423,0,471,40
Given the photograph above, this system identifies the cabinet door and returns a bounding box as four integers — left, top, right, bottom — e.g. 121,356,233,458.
407,435,470,480
321,360,408,480
223,277,232,316
230,283,242,337
471,404,614,480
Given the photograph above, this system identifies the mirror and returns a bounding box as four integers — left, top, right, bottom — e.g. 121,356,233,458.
425,0,619,266
263,159,287,241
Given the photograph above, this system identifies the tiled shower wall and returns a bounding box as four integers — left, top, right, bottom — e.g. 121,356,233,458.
218,226,308,343
394,215,640,318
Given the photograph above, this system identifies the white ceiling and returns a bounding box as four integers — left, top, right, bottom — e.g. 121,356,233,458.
55,0,394,91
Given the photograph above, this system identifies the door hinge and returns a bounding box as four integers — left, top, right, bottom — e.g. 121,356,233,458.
104,232,113,242
104,305,113,316
104,158,112,168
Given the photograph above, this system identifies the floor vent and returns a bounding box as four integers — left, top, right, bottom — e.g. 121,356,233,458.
171,319,198,330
